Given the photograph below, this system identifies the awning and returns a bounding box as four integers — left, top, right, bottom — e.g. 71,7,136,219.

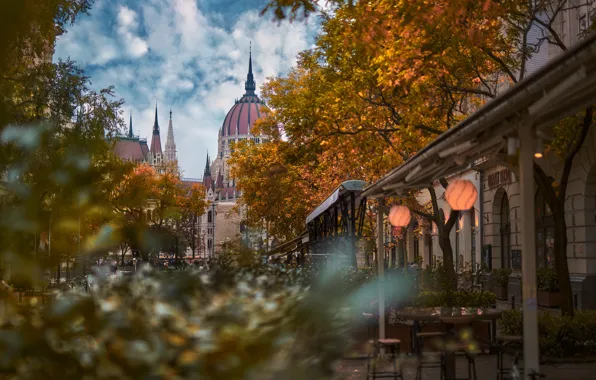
363,32,596,198
306,180,367,224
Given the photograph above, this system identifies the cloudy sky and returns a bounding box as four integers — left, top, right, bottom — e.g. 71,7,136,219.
54,0,322,178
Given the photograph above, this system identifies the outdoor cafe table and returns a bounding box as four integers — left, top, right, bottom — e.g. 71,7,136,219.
393,307,503,380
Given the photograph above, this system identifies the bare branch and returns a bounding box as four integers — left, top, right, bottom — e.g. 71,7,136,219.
482,48,518,83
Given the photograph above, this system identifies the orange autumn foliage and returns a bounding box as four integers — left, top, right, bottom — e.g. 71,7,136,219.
238,0,532,242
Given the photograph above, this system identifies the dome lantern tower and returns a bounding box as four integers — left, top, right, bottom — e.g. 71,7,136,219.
244,42,256,95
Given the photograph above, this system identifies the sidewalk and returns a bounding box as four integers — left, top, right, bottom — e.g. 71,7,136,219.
334,354,596,379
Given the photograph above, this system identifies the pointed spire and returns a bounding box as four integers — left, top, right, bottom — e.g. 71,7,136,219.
244,42,256,95
153,102,160,135
150,102,163,157
128,111,133,138
204,152,211,177
248,42,253,75
164,108,177,164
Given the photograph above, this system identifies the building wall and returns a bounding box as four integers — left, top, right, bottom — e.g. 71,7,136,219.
214,202,242,252
198,189,217,257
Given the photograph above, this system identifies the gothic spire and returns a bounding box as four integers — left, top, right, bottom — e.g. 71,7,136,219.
128,112,133,138
164,108,177,163
149,102,163,156
153,102,160,135
244,42,256,95
204,152,211,177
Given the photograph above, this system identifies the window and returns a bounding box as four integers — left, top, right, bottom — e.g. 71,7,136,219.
413,238,419,262
500,192,511,268
578,4,593,34
536,190,555,268
580,14,587,32
207,239,212,249
207,211,213,223
208,228,213,235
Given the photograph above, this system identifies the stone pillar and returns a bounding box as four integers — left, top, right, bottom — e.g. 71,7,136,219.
407,224,416,263
462,210,472,268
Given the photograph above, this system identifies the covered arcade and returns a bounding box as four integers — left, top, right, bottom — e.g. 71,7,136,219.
362,33,596,376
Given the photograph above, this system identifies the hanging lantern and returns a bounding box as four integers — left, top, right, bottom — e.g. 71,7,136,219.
445,179,478,211
388,205,411,227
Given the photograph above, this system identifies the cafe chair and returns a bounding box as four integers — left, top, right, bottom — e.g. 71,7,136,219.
366,339,404,380
496,335,523,380
439,316,479,380
415,331,446,380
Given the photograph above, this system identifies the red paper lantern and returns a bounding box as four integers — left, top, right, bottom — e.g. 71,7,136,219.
445,179,478,211
388,205,411,227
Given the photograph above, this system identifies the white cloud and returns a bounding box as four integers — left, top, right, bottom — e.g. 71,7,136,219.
117,6,149,58
118,6,137,28
55,0,321,178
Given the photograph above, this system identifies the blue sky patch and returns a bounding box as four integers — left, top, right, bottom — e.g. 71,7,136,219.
55,0,321,178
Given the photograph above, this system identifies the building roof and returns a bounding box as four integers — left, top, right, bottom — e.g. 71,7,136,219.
140,138,149,157
113,138,145,162
219,187,235,199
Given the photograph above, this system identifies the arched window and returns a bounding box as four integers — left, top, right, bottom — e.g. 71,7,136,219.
208,211,213,223
500,192,511,268
535,190,554,268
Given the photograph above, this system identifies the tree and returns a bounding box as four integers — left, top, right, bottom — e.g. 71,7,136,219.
0,0,127,286
232,0,505,286
257,0,596,303
108,162,210,262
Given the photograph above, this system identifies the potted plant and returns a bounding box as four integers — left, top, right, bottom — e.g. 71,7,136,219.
492,268,512,301
537,267,561,307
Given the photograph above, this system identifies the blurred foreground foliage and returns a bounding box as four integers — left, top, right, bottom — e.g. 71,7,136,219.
499,309,596,358
0,255,358,380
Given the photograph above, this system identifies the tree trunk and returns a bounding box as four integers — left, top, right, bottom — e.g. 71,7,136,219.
535,165,575,317
438,233,457,290
534,107,592,317
427,183,459,291
120,244,127,266
553,211,574,316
